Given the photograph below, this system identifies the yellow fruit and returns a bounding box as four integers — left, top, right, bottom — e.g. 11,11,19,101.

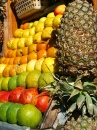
1,77,11,91
26,70,41,88
0,64,7,77
8,75,18,90
33,21,39,27
0,102,13,122
33,32,42,44
11,38,19,50
34,58,44,71
41,57,56,73
29,27,35,36
44,17,54,27
22,30,30,38
17,38,26,49
47,12,55,17
17,71,29,87
39,17,46,22
2,65,12,77
6,103,23,124
13,29,23,38
38,72,55,89
53,14,62,29
16,64,27,75
17,104,42,128
35,22,44,33
25,36,33,46
28,22,33,29
41,27,53,40
26,59,37,72
7,38,14,49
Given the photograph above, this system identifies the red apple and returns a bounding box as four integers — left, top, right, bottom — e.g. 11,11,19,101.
54,4,66,16
8,86,25,103
19,88,39,105
0,91,11,102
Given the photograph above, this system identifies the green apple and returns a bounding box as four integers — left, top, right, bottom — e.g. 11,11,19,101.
53,14,62,29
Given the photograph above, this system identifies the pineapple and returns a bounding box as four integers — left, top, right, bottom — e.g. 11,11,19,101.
55,0,97,81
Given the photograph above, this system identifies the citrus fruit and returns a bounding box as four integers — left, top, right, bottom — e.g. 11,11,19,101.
41,57,56,73
16,64,27,75
0,102,13,121
8,75,18,90
6,103,23,124
37,49,47,60
34,58,44,72
0,64,7,77
38,72,55,89
26,59,37,72
0,77,4,90
17,71,29,88
26,70,41,88
1,77,11,91
17,104,42,128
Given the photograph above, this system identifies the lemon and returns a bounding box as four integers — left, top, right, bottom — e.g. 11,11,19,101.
17,71,29,88
17,104,42,128
6,103,23,124
1,77,11,91
26,70,41,88
8,75,18,90
0,102,13,121
38,72,55,89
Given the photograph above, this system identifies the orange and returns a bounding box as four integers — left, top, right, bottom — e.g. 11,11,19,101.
2,65,12,77
47,47,57,58
7,49,13,58
20,24,24,29
11,50,17,58
17,104,42,128
13,57,21,65
3,58,10,64
22,47,28,56
37,49,47,60
37,40,48,51
0,57,6,64
23,23,29,30
16,64,27,75
8,58,14,65
16,49,23,57
9,64,18,76
27,51,37,62
28,44,37,54
4,49,9,58
20,55,28,64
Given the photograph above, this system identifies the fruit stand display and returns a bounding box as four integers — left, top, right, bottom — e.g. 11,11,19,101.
0,0,97,130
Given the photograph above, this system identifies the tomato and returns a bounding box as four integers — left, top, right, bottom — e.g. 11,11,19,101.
36,96,50,113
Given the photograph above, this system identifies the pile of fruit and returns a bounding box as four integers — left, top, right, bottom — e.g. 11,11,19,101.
0,0,97,130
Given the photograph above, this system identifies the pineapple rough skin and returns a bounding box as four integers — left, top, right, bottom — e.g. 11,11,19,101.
55,0,97,78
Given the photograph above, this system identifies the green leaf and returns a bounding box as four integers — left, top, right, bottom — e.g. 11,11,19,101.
83,82,97,91
82,105,87,116
74,79,83,90
66,102,77,114
68,89,79,101
84,92,94,115
93,104,97,116
77,94,85,109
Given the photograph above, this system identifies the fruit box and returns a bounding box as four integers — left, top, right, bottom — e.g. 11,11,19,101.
0,100,66,130
14,0,49,19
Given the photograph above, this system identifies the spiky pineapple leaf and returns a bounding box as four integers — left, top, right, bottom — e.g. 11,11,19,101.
83,82,97,91
68,89,79,101
84,92,94,115
93,104,97,116
77,94,85,109
66,102,77,114
82,105,87,116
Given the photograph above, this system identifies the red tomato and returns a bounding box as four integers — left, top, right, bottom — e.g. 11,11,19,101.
36,96,50,113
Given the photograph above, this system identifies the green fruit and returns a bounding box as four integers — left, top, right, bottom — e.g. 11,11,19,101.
1,77,11,91
38,72,55,89
0,102,13,122
0,77,4,90
26,70,41,88
6,103,23,124
8,75,18,90
17,71,29,88
17,104,42,128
